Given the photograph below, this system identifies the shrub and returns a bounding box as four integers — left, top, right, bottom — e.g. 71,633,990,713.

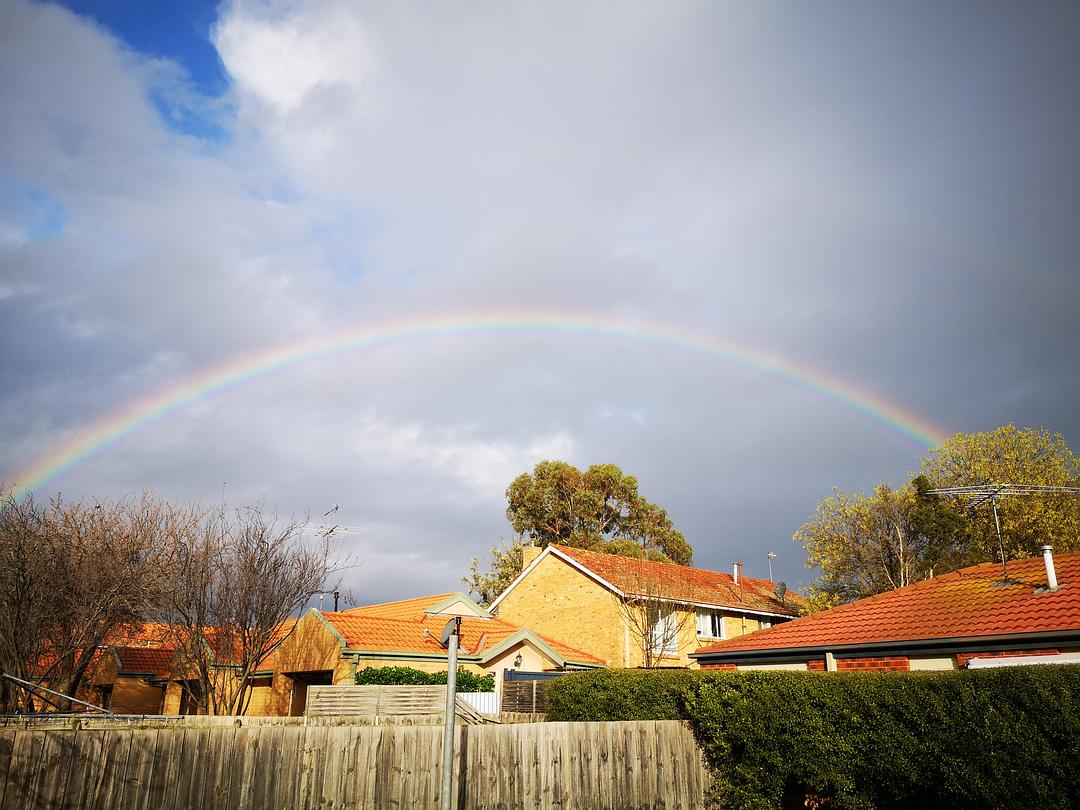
354,665,494,692
546,668,696,721
545,665,1080,809
683,667,1080,809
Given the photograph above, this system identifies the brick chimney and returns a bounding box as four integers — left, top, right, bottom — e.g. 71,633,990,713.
521,545,542,572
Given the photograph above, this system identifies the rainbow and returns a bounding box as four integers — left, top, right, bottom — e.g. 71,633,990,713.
7,310,951,498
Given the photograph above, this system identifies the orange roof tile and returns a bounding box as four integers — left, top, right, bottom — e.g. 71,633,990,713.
104,622,177,648
548,544,801,616
695,552,1080,658
343,593,460,621
115,647,174,676
320,608,603,665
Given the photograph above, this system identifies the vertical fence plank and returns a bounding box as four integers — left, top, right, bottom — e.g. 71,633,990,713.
351,725,380,809
209,723,239,809
249,724,283,810
227,726,259,810
60,728,102,810
122,729,160,810
33,730,75,810
151,729,185,810
319,726,348,810
2,731,42,810
89,730,132,810
273,725,304,810
296,723,329,810
0,732,13,810
171,727,208,810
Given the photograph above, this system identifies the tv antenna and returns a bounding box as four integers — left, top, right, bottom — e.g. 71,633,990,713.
927,484,1080,585
767,551,777,581
307,504,369,540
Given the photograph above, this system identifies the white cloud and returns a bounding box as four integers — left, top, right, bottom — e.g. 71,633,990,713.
2,0,1079,601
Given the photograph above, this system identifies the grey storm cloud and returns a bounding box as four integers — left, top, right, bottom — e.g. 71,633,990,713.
1,0,1078,601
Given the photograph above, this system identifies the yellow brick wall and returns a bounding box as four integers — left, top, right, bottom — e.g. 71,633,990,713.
106,677,165,714
495,553,630,667
266,610,346,716
86,653,165,714
496,551,777,669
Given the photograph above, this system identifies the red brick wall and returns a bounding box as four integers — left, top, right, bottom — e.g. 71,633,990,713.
835,656,910,672
700,663,737,670
807,659,826,671
955,649,1059,669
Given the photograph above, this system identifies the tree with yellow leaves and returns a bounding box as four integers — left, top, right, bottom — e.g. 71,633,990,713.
796,425,1079,611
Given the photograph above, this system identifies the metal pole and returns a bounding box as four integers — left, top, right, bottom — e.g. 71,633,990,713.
991,495,1008,580
0,671,111,714
440,617,460,810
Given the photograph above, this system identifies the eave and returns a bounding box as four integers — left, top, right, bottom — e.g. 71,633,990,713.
690,628,1080,662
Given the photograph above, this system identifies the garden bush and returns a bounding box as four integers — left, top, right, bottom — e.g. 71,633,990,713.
546,667,696,721
354,665,495,692
685,666,1080,809
545,665,1080,809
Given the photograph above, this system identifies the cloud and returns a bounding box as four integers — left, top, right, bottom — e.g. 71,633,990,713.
2,0,1079,601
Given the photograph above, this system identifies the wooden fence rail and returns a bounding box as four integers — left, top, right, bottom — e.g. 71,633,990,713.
0,720,707,809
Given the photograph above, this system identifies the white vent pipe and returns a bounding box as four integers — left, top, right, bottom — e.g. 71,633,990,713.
733,562,739,585
1041,545,1058,590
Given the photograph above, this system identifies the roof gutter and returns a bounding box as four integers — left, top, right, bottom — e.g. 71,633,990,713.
690,628,1080,662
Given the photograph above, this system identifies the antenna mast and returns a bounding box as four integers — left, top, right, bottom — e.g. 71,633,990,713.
927,484,1080,584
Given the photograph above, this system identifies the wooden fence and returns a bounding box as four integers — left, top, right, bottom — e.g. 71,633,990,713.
0,720,708,809
305,685,495,725
499,681,549,714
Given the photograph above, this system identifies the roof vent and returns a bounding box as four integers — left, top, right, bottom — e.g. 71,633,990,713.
732,562,739,585
1041,545,1059,591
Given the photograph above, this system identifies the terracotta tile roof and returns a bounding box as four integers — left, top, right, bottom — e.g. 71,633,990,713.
115,647,174,676
343,593,459,621
695,553,1080,657
320,609,603,665
104,622,177,648
549,544,802,617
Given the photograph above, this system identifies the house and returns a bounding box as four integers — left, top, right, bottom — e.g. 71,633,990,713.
159,618,298,716
490,544,802,668
76,622,175,714
266,592,603,715
691,548,1080,672
87,647,173,714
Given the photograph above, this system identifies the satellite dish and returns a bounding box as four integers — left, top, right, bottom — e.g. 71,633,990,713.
439,617,460,648
774,582,787,604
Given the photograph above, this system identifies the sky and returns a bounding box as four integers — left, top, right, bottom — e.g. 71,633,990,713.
2,0,1078,605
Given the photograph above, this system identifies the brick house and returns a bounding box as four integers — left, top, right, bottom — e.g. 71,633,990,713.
692,549,1080,672
267,592,603,715
490,544,801,668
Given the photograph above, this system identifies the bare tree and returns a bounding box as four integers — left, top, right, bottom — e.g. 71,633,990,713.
615,556,697,668
0,489,180,712
163,505,337,715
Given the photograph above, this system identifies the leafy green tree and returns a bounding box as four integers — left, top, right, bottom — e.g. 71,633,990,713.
796,425,1079,610
463,537,527,606
920,424,1080,560
505,461,692,564
795,481,969,611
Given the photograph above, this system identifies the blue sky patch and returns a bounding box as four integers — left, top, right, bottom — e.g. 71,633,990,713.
54,0,230,97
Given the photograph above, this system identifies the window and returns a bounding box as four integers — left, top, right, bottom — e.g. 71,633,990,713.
648,605,679,656
696,609,725,640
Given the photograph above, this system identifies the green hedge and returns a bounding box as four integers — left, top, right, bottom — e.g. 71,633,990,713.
354,665,495,692
545,665,1080,809
546,668,696,721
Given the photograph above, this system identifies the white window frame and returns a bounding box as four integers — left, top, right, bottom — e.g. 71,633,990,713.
648,605,679,656
696,609,725,640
